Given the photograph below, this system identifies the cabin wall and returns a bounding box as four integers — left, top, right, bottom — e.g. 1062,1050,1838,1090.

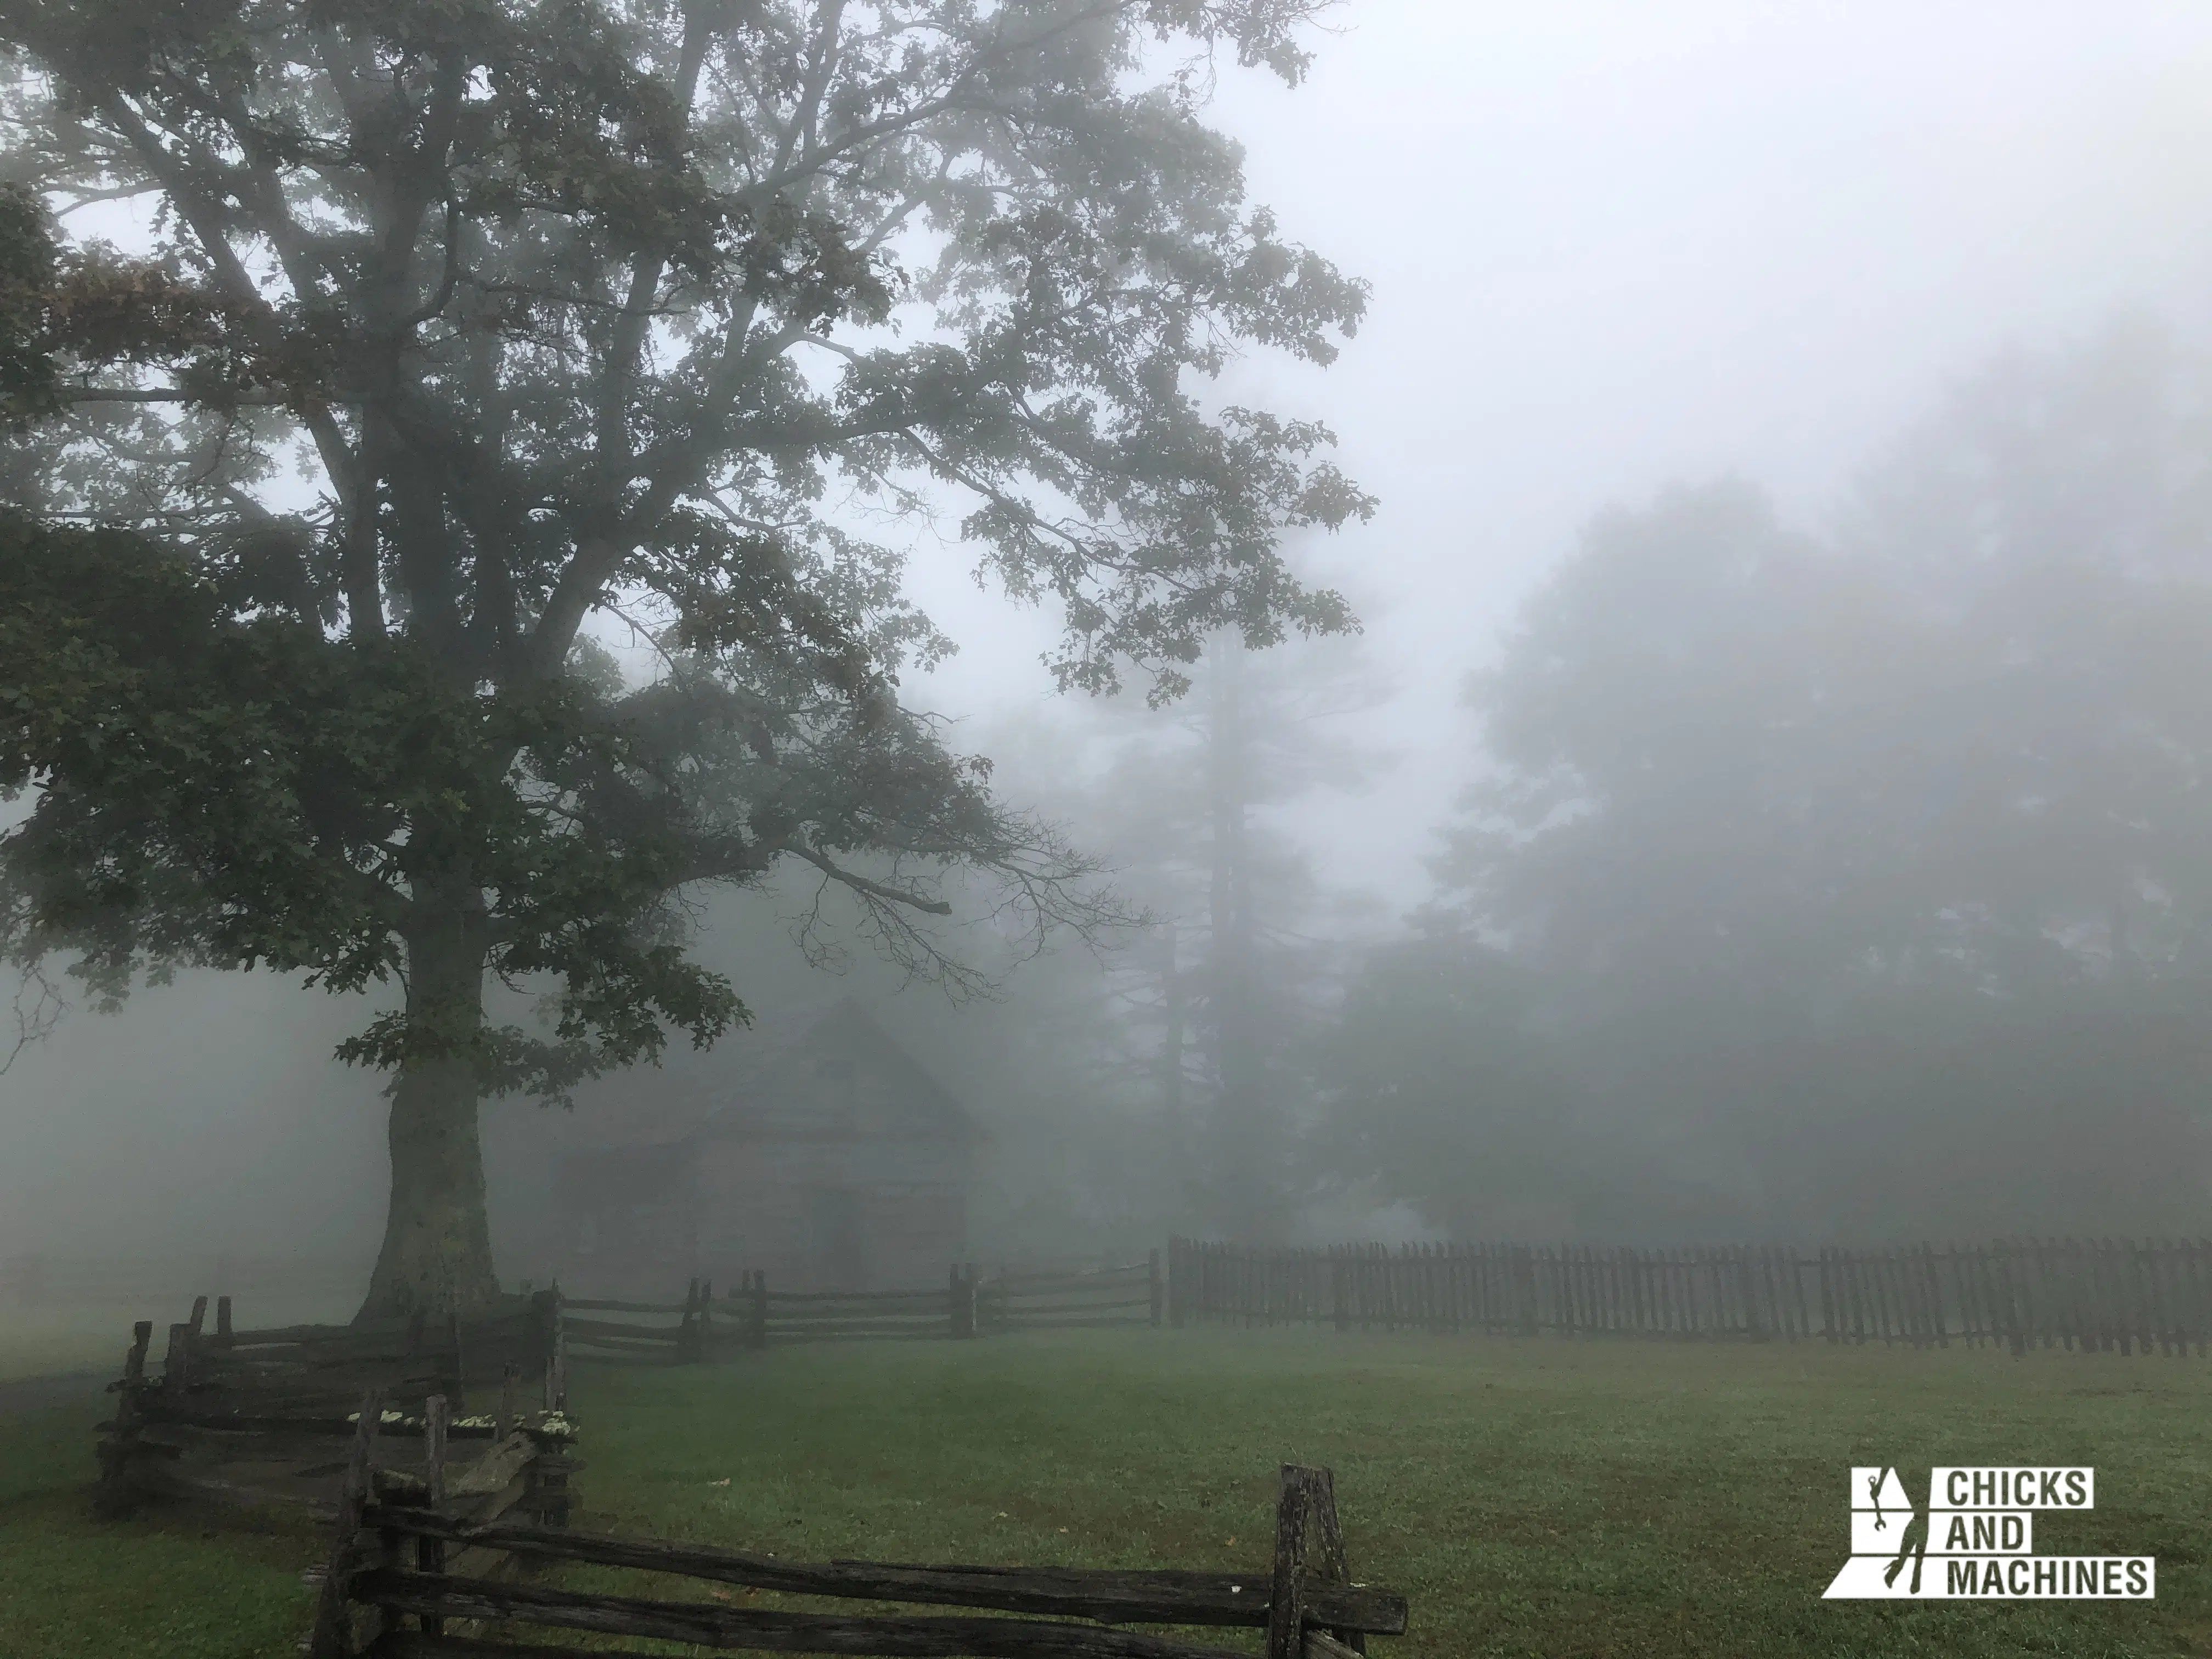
691,1137,969,1291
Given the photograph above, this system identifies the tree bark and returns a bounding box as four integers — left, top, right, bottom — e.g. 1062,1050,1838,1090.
357,879,503,1323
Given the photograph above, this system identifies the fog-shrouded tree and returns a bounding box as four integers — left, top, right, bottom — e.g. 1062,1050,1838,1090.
1389,323,2212,1238
1072,629,1386,1235
0,0,1371,1316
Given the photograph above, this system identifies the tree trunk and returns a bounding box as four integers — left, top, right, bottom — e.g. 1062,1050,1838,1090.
356,882,503,1323
1206,640,1275,1239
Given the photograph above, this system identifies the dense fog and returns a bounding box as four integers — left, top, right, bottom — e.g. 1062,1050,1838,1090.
6,2,2212,1305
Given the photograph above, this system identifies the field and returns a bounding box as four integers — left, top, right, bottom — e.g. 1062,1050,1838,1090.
2,1324,2209,1658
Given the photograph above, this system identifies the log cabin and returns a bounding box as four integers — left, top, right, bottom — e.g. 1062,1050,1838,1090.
549,1001,979,1294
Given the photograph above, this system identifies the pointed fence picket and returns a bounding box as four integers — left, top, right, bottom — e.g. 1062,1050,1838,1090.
1164,1236,2212,1356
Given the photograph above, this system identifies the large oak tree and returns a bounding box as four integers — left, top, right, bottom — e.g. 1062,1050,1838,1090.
0,0,1370,1316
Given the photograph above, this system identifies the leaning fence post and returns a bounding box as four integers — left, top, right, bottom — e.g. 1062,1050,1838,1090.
1149,1248,1163,1327
307,1387,386,1659
94,1320,155,1519
1263,1466,1312,1659
419,1394,449,1635
678,1278,699,1363
163,1320,194,1394
1306,1464,1367,1655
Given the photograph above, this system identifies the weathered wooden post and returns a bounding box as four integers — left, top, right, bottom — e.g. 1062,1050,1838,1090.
420,1394,448,1635
1331,1248,1351,1334
163,1320,194,1393
542,1285,568,1411
964,1261,981,1337
678,1278,700,1363
94,1320,155,1519
1307,1464,1367,1656
1149,1248,1164,1327
307,1387,386,1659
523,1411,575,1529
1266,1464,1368,1659
697,1279,714,1362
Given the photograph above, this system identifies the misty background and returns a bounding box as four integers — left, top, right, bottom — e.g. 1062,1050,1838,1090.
8,1,2212,1283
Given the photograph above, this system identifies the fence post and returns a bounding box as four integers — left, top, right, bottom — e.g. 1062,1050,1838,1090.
1263,1466,1314,1659
307,1387,386,1659
545,1285,567,1410
1148,1249,1163,1327
677,1278,699,1363
420,1393,449,1635
94,1321,154,1519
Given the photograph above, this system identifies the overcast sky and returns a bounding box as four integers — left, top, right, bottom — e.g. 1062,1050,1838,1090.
7,1,2212,1263
908,0,2212,903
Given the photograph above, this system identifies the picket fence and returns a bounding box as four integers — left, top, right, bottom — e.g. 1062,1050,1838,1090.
1168,1237,2212,1356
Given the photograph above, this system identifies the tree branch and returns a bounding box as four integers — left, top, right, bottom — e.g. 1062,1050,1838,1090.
791,845,955,915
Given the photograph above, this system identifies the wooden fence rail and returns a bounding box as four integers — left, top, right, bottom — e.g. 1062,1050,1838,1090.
96,1293,577,1527
1167,1237,2212,1357
308,1436,1407,1659
563,1256,1165,1363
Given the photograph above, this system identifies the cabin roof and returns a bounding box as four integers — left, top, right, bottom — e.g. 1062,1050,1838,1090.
696,999,980,1144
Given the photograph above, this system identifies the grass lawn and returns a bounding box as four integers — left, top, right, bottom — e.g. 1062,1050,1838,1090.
2,1325,2208,1657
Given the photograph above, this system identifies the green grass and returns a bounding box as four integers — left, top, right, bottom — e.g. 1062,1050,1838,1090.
3,1327,2209,1657
0,1394,323,1659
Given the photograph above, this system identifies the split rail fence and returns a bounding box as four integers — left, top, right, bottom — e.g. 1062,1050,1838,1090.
563,1256,1163,1363
96,1291,577,1527
308,1443,1407,1659
1169,1236,2212,1357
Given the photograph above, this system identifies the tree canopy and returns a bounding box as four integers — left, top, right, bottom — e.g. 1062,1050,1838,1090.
0,0,1371,1314
1338,324,2212,1240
